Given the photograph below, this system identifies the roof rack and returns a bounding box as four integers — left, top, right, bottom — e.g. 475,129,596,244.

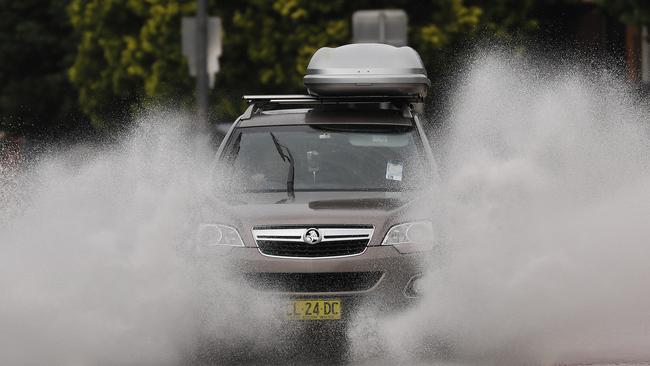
240,94,421,120
243,94,422,104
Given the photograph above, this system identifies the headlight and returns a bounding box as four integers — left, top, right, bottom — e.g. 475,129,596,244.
197,224,244,247
382,221,434,253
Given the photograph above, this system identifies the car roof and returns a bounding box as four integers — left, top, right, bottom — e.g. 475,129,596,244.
236,106,413,128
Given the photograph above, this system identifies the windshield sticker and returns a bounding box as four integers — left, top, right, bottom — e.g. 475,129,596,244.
386,160,403,181
319,133,331,139
372,135,388,143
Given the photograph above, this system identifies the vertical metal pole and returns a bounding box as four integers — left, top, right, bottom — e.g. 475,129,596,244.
626,25,640,82
378,12,386,44
642,26,649,83
196,0,209,125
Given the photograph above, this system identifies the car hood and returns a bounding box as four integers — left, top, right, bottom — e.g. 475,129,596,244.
205,191,431,247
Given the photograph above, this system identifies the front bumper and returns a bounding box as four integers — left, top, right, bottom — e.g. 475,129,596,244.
201,244,425,313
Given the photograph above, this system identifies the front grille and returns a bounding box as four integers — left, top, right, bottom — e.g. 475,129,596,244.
252,226,374,258
257,239,368,257
244,272,384,293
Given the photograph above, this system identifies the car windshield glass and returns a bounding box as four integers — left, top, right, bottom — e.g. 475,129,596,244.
224,124,427,192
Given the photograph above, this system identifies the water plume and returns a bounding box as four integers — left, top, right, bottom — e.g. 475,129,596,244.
349,53,650,365
0,111,280,365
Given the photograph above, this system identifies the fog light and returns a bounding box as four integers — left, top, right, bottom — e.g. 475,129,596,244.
405,275,425,297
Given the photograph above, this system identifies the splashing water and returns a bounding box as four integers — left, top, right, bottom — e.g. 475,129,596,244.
0,112,285,365
3,55,650,366
348,54,650,365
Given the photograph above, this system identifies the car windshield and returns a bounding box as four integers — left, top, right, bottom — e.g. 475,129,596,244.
223,124,427,192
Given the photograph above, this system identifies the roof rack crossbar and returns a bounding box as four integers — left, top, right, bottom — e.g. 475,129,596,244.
243,94,423,104
239,94,422,120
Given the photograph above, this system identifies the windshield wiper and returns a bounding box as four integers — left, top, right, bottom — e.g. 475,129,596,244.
269,132,295,201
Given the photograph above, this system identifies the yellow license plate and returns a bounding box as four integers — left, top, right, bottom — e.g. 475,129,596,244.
286,299,342,320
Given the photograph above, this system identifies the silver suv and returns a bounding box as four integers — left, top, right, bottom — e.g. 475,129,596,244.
200,44,438,323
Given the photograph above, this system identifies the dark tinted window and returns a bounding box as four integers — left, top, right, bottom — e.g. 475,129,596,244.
223,125,426,192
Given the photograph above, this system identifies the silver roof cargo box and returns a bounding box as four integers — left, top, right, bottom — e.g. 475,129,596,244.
304,43,430,98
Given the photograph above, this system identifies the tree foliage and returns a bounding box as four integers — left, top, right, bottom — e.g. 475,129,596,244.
596,0,650,26
67,0,195,132
66,0,544,129
0,0,84,138
6,0,650,136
